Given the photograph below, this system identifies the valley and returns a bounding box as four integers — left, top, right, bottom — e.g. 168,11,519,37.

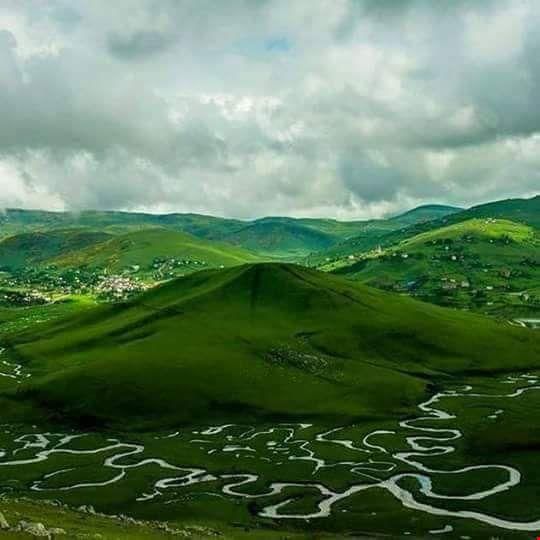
2,3,539,537
2,364,540,538
0,196,538,539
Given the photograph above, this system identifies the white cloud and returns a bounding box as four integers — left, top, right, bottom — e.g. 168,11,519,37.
464,2,527,62
0,0,538,218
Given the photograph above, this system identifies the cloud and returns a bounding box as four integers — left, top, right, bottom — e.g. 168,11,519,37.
0,0,538,218
107,30,176,60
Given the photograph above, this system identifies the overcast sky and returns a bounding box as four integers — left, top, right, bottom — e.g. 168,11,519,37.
0,0,539,219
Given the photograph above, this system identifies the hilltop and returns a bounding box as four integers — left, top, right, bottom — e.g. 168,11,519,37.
449,195,540,228
2,263,538,429
386,204,463,227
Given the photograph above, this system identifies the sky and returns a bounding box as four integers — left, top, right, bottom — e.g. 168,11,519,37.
0,0,539,219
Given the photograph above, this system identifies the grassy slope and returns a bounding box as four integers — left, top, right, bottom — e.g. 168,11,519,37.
308,196,539,266
220,208,461,258
0,498,318,539
221,219,338,258
305,209,462,266
451,194,540,228
0,204,465,261
0,230,112,270
2,263,538,430
328,218,539,314
400,217,535,246
50,228,264,271
385,204,463,227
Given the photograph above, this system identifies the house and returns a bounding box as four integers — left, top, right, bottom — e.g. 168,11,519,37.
442,282,457,291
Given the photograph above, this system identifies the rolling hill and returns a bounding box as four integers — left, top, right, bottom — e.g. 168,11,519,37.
330,218,540,316
219,218,338,258
3,263,538,429
308,195,539,266
0,203,466,260
385,204,463,227
448,194,540,228
51,228,264,273
219,207,461,258
0,230,112,270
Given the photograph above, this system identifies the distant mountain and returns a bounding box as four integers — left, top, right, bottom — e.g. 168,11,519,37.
4,263,539,429
221,210,463,257
0,210,381,258
0,203,468,260
387,204,463,227
220,218,337,258
0,209,245,239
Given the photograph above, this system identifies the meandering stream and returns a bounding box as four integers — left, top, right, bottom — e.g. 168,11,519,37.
1,373,540,534
0,348,30,383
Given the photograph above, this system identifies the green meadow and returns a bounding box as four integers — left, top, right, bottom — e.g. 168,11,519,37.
0,196,538,539
0,262,538,538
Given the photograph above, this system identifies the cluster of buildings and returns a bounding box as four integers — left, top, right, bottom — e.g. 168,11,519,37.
95,275,149,300
0,289,51,307
151,257,209,280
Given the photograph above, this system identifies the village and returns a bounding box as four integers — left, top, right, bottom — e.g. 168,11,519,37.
317,220,539,317
0,255,219,306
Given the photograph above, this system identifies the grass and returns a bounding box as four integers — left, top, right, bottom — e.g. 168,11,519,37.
0,229,112,270
0,203,466,263
0,497,331,539
0,296,96,335
1,263,538,430
323,218,540,316
52,228,265,272
2,379,540,539
308,195,540,267
0,264,538,539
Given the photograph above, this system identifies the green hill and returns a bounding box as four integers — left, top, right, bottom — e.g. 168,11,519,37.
52,228,264,273
215,207,462,258
451,195,540,228
221,218,338,258
0,204,466,260
331,218,540,316
308,196,539,266
0,208,245,236
386,204,463,227
0,230,112,270
2,263,538,429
